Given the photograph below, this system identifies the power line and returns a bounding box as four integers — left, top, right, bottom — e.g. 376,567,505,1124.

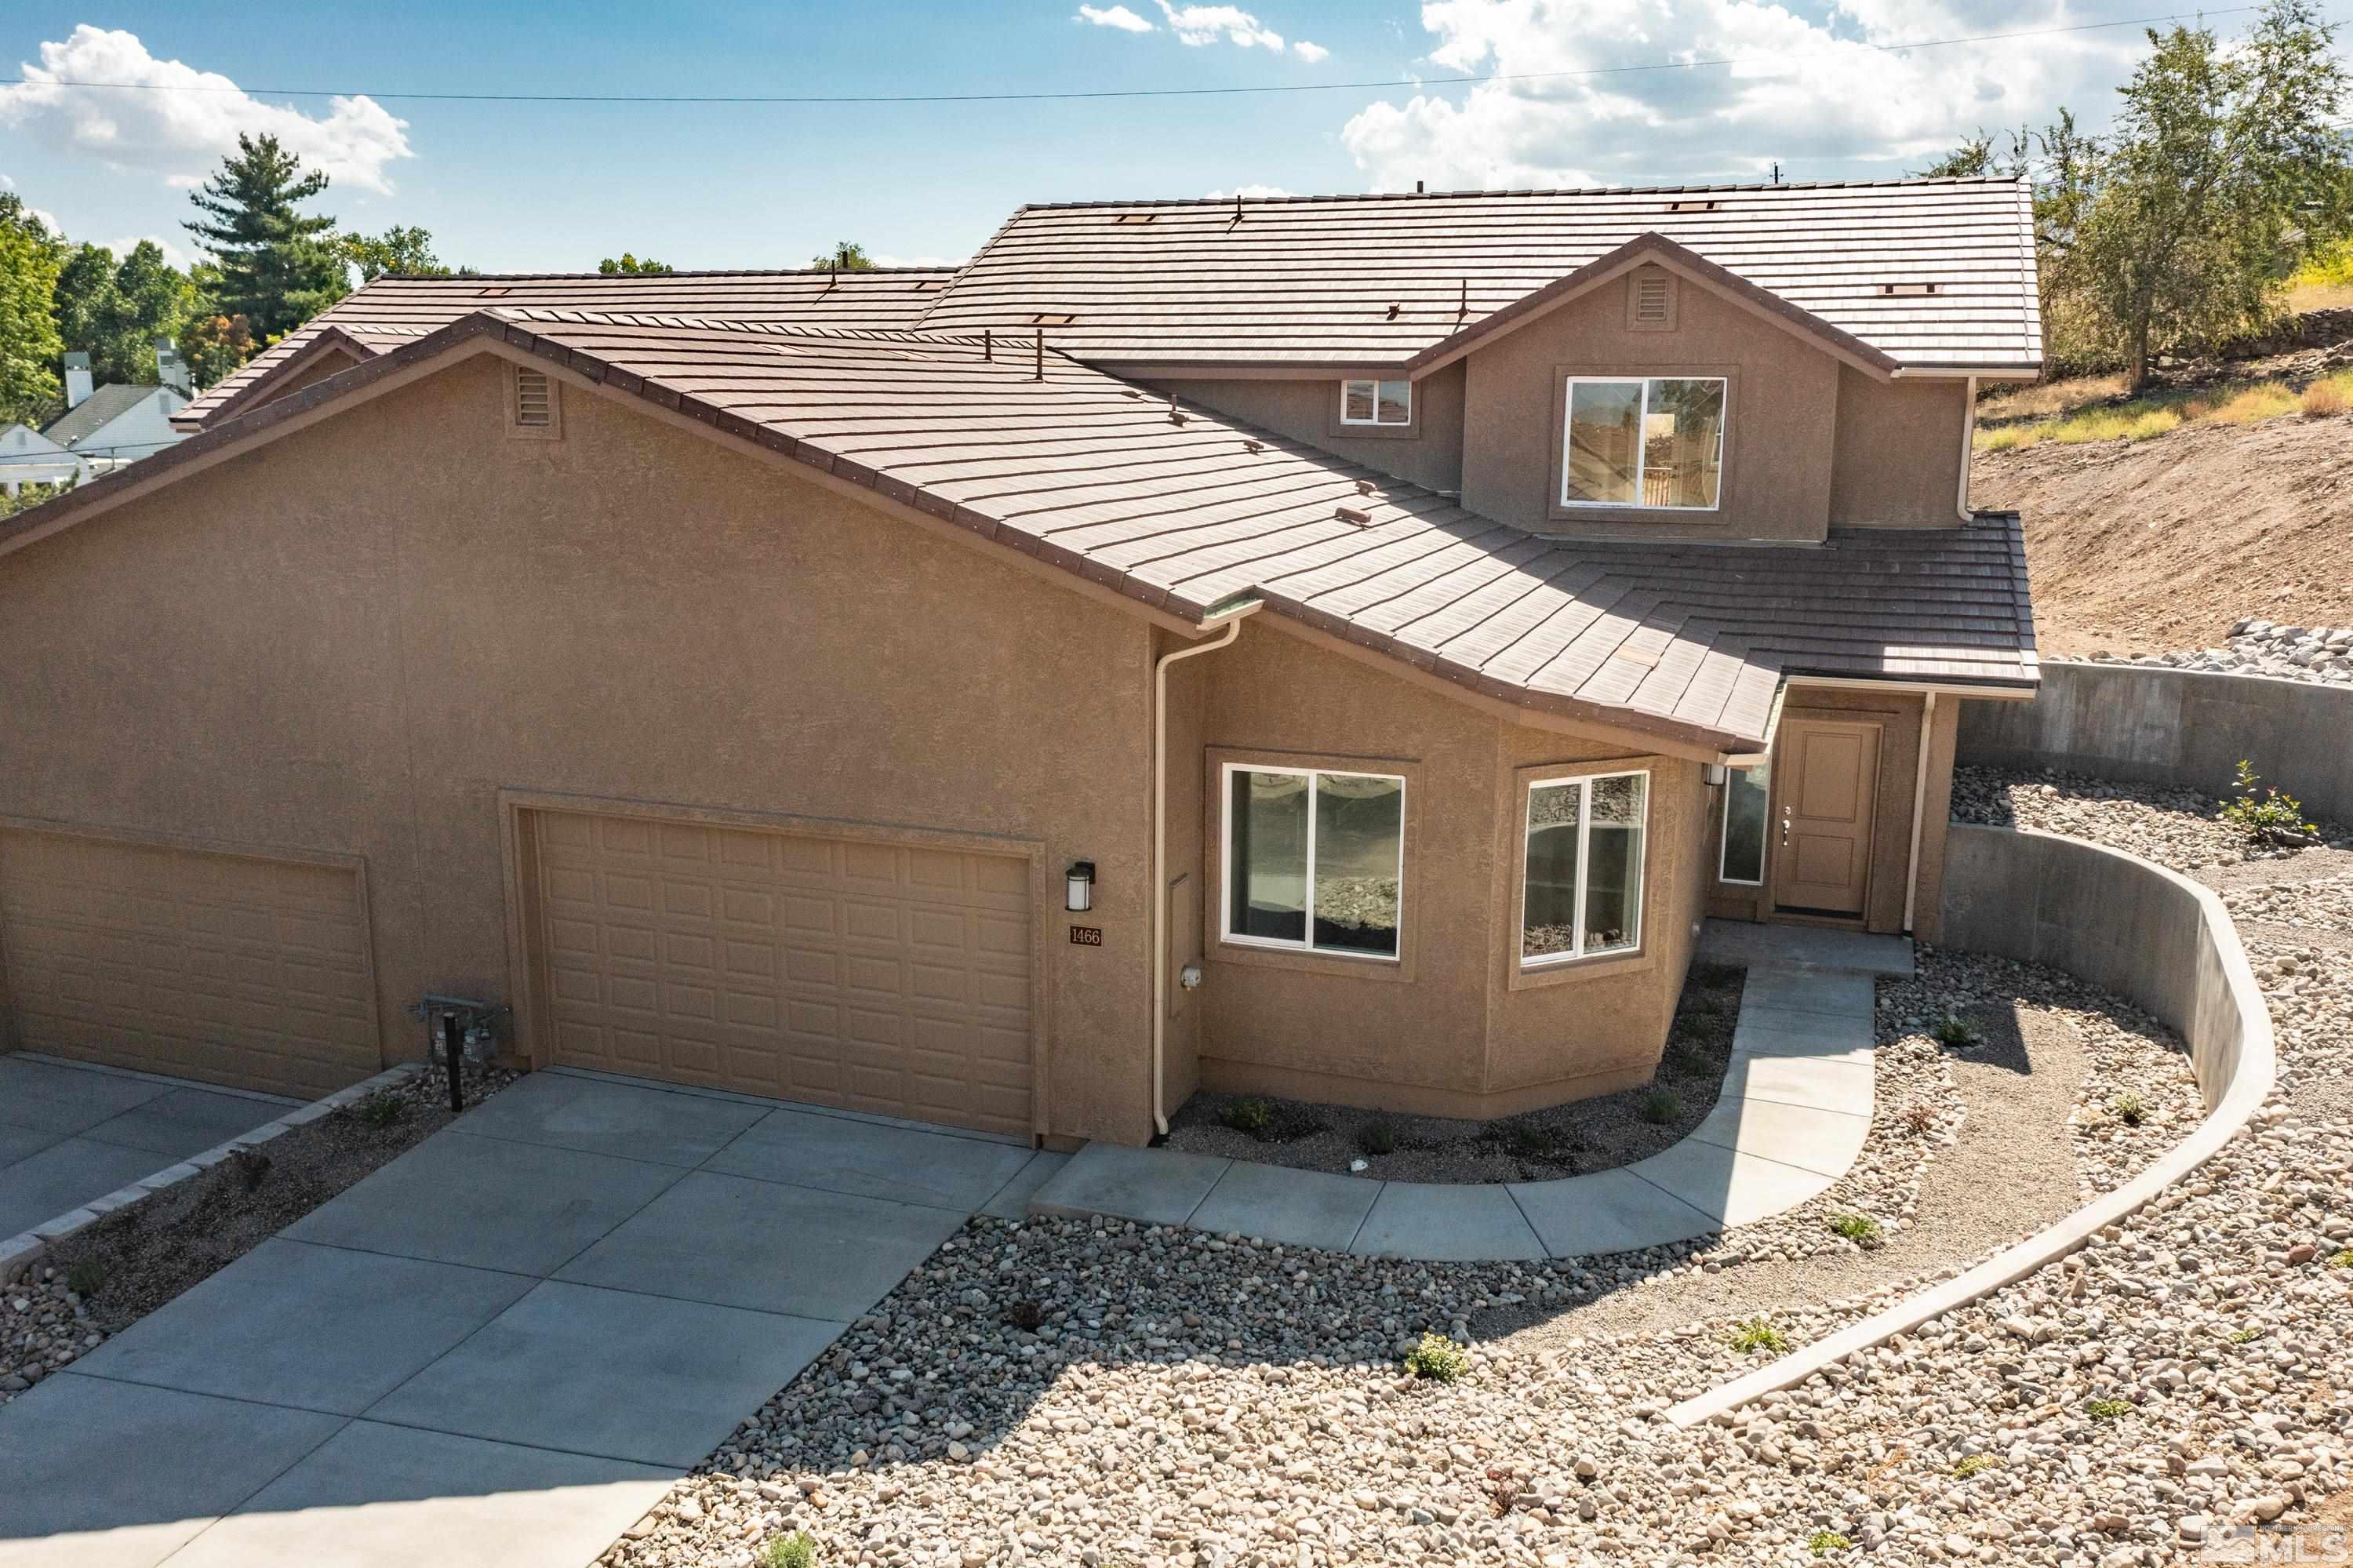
0,9,2274,108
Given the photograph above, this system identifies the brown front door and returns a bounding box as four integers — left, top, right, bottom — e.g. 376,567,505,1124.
1773,719,1881,918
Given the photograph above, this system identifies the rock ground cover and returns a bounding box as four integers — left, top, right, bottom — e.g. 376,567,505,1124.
0,1057,512,1409
2071,617,2353,686
600,780,2311,1568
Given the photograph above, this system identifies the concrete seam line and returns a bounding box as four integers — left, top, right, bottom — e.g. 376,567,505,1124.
1664,828,2276,1428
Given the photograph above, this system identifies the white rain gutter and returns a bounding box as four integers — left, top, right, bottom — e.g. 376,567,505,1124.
1903,690,1937,932
1956,374,1980,520
1151,601,1260,1137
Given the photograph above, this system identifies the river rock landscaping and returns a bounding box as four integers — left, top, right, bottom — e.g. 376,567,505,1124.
2071,617,2353,686
589,783,2317,1568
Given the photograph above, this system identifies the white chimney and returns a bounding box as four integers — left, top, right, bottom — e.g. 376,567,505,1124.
63,351,93,409
155,340,192,396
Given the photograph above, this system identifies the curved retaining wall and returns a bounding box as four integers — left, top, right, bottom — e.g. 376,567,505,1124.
1667,822,2275,1426
1958,661,2353,826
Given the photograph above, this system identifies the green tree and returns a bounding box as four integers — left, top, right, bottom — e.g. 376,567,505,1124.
0,194,66,427
2057,0,2351,385
184,133,348,341
597,252,673,275
811,240,875,271
341,224,453,282
53,241,198,386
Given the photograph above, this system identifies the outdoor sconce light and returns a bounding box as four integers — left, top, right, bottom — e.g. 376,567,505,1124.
1067,861,1096,913
1702,763,1729,787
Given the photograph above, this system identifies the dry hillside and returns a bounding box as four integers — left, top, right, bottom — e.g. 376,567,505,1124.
1972,411,2353,659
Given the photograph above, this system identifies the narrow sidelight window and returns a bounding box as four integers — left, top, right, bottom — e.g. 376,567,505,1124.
1720,762,1769,885
1522,770,1649,965
1225,766,1404,959
1561,377,1725,509
1340,377,1412,427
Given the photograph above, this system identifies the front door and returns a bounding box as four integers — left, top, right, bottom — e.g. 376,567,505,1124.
1773,719,1881,918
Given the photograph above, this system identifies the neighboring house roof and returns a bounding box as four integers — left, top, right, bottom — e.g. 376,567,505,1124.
0,422,73,459
8,308,2038,755
173,267,962,431
912,177,2041,375
42,384,172,448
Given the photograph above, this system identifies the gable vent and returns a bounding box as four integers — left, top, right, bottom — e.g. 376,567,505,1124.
1666,200,1718,213
1635,274,1672,325
509,364,560,438
1882,282,1940,297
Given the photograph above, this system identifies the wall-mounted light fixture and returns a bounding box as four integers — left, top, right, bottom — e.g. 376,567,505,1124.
1702,763,1729,787
1066,860,1096,913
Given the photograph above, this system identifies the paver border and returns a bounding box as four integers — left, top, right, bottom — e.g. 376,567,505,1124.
0,1062,425,1286
1666,826,2277,1426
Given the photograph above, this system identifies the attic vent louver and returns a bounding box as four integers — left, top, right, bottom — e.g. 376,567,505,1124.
1635,275,1671,325
509,366,559,438
1030,313,1078,326
1882,282,1940,297
1665,200,1718,213
1113,213,1157,225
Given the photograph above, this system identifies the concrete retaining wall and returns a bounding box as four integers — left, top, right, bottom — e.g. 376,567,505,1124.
1669,822,2275,1426
1958,662,2353,824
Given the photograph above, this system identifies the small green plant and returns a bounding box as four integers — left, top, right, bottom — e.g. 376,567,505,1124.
1952,1453,2001,1479
2220,760,2319,846
1807,1530,1854,1558
2109,1090,2150,1126
1220,1097,1272,1137
1828,1213,1882,1244
2229,1327,2264,1344
1358,1119,1397,1156
1638,1087,1683,1125
2085,1397,2130,1421
2329,1249,2353,1269
1930,1012,1981,1048
354,1090,409,1130
765,1531,817,1568
1728,1317,1790,1355
64,1261,105,1297
1404,1332,1469,1382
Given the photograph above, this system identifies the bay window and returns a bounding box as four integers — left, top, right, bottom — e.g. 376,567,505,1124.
1561,377,1726,510
1521,769,1649,966
1224,765,1404,959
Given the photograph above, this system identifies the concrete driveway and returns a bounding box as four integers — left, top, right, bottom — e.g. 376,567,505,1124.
0,1068,1064,1568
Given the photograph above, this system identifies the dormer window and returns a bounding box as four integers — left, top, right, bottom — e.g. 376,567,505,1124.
1340,377,1410,427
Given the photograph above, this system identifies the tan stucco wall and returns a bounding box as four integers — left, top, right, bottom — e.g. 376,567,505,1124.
1145,362,1468,494
0,353,1165,1144
1829,369,1969,526
1458,269,1842,543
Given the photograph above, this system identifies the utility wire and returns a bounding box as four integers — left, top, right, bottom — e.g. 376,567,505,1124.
0,8,2275,107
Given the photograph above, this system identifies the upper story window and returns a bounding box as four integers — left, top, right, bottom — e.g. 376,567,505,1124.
1224,764,1404,959
1521,769,1648,966
1562,377,1725,510
1341,377,1412,427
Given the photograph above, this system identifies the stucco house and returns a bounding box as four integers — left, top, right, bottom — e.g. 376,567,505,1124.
0,177,2039,1147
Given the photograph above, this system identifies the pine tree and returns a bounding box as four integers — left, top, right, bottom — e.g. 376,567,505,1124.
183,133,347,341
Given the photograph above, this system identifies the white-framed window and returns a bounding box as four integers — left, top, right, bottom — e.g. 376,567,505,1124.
1719,762,1769,886
1340,377,1412,427
1521,769,1649,966
1560,377,1726,509
1223,763,1405,959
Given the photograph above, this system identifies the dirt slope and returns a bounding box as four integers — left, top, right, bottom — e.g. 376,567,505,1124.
1971,412,2353,659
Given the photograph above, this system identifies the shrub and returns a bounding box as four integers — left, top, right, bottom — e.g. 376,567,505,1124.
1638,1088,1683,1125
354,1090,409,1130
1808,1530,1855,1558
1404,1332,1469,1382
2220,761,2319,846
2301,377,2350,417
1728,1317,1790,1355
64,1261,105,1298
765,1532,817,1568
2085,1397,2130,1421
1900,1101,1937,1137
1358,1119,1397,1156
2110,1090,2150,1126
1828,1213,1882,1244
1220,1097,1272,1137
1930,1012,1980,1048
1952,1453,2001,1479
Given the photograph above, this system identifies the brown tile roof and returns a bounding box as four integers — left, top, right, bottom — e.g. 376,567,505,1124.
173,268,959,430
39,308,2032,755
914,177,2041,374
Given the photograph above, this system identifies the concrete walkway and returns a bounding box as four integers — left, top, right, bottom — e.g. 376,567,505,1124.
0,1056,300,1242
0,1068,1067,1568
1031,923,1908,1261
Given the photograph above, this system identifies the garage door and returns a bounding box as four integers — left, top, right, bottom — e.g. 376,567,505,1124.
0,828,380,1098
533,811,1035,1136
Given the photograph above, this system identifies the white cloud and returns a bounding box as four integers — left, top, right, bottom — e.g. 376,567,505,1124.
1340,0,2148,191
1075,4,1156,31
1156,2,1284,50
1292,40,1329,63
107,235,195,270
1204,184,1298,199
0,25,414,194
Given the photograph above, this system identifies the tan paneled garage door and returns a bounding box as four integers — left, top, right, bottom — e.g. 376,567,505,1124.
533,811,1035,1136
0,828,380,1098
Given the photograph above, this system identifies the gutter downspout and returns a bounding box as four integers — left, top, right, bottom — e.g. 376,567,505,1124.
1955,374,1979,520
1904,691,1937,933
1152,603,1258,1137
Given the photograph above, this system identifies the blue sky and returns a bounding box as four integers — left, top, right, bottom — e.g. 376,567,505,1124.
0,2,2315,275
